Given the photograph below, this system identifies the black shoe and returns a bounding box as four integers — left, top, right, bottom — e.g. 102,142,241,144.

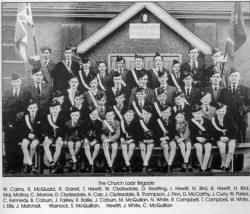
169,165,175,172
163,165,168,173
31,165,36,174
72,163,77,172
224,167,231,172
105,167,111,173
110,167,115,173
90,165,95,173
142,166,147,173
85,165,91,173
205,168,211,172
180,167,186,172
128,166,132,173
50,164,58,174
147,167,152,172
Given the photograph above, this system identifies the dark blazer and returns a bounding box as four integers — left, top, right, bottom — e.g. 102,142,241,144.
127,68,149,90
2,88,26,130
168,71,183,89
129,87,156,106
189,118,213,143
98,72,112,91
152,100,172,118
41,59,56,85
83,118,102,142
211,115,237,141
19,113,43,140
112,104,128,121
77,68,96,92
183,86,202,106
120,118,140,141
148,67,169,89
52,60,80,91
43,112,66,139
137,117,158,141
218,85,250,117
129,99,152,118
156,117,176,140
83,89,104,109
65,120,84,141
23,82,52,110
181,60,205,88
172,104,192,121
106,86,128,106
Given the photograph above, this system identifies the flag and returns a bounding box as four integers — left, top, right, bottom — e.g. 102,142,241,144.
226,2,247,60
14,3,33,62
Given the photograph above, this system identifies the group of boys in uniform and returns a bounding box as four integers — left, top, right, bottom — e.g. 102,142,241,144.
3,46,250,174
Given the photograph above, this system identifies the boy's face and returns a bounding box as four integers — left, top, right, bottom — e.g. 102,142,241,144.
175,113,185,123
64,49,72,61
210,73,221,85
106,111,115,123
142,110,152,121
113,76,121,86
11,79,22,89
71,111,80,122
189,48,199,61
201,95,211,106
174,96,184,106
158,73,168,85
135,58,143,69
74,96,83,106
172,63,181,73
154,56,163,68
97,97,106,106
183,76,193,86
69,78,79,89
157,93,167,103
32,71,43,83
139,75,148,87
42,49,51,60
82,61,90,70
136,91,146,101
98,63,107,73
28,103,38,115
89,79,98,89
212,52,222,63
117,60,125,70
124,112,134,123
216,107,227,117
162,109,171,119
50,105,61,114
115,94,125,105
89,109,98,121
192,111,203,121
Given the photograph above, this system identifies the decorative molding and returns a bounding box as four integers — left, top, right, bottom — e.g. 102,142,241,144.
77,2,212,54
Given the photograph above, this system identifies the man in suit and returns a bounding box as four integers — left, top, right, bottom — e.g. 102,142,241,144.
127,54,148,90
203,70,224,106
218,68,250,143
110,56,130,89
182,72,201,106
148,52,169,89
77,56,96,92
23,66,53,116
51,46,80,91
97,61,112,91
181,47,205,88
168,59,183,91
40,46,56,85
2,73,26,173
155,71,178,105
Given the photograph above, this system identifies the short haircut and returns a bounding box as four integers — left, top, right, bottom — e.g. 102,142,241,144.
40,46,52,53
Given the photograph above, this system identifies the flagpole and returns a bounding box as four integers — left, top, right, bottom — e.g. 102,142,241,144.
32,27,38,55
220,41,228,79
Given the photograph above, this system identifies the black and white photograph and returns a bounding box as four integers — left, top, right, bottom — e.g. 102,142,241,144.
1,0,250,213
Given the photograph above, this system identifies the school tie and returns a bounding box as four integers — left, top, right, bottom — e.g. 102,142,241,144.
192,61,197,75
67,61,70,68
214,87,218,91
13,90,18,99
37,84,41,95
139,102,143,109
186,88,190,97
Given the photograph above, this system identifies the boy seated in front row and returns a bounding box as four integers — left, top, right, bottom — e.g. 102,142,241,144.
101,107,120,173
211,103,237,172
156,106,176,172
189,104,213,172
138,105,157,172
174,112,192,172
65,107,84,172
20,100,42,174
120,109,138,172
83,107,102,173
43,100,66,174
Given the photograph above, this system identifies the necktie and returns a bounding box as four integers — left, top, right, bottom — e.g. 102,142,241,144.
232,85,236,94
186,88,190,97
214,87,218,91
139,102,143,109
192,61,196,74
67,61,70,68
206,106,209,111
178,105,182,112
37,84,41,95
176,73,180,79
13,90,17,98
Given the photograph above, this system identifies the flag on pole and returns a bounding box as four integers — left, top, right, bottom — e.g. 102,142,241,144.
14,3,33,62
226,2,247,60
